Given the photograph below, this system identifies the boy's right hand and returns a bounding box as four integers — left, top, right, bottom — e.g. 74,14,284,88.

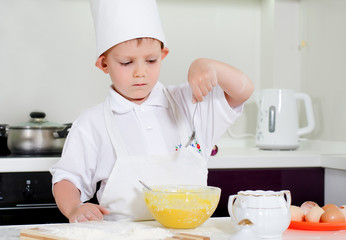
187,58,218,103
68,202,110,223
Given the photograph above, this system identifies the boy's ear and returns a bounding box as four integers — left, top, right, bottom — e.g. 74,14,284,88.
161,47,169,61
95,55,109,74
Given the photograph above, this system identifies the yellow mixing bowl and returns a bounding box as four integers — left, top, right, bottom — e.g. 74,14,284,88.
143,185,221,229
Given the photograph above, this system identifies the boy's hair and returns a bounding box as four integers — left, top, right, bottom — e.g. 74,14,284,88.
103,37,164,57
135,38,164,49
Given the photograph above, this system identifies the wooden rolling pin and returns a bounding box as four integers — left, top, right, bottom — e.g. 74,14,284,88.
166,232,210,240
20,228,68,240
20,228,210,240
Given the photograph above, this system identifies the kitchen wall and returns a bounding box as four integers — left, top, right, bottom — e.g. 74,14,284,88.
0,0,345,142
260,0,346,142
299,0,346,141
0,0,261,127
0,0,110,124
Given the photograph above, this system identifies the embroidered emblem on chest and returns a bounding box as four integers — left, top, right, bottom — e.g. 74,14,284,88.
175,138,202,154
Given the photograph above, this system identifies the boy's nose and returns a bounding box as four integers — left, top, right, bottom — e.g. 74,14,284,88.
134,62,147,78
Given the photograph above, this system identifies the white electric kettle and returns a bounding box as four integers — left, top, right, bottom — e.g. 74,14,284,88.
256,89,315,150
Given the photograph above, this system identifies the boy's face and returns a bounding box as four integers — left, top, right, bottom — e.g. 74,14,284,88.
97,39,169,104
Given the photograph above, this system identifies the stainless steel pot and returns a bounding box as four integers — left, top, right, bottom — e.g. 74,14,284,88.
5,112,72,155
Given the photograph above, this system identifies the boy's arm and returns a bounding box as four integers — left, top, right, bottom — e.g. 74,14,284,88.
188,58,254,107
53,180,109,222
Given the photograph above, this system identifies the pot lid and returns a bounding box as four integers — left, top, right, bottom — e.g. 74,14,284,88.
10,112,65,129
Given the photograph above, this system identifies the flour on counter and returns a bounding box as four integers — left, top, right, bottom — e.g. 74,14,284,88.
40,221,172,240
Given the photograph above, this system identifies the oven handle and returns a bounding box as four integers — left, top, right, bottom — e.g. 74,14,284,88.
0,203,57,210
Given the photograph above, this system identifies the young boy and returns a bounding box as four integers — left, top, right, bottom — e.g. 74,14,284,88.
50,0,254,223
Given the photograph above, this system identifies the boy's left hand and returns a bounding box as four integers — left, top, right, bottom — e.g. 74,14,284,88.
188,58,218,103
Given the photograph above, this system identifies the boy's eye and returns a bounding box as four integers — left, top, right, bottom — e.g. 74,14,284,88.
120,61,131,66
147,59,157,63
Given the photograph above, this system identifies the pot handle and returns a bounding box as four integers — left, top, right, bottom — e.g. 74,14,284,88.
30,112,46,119
0,124,9,137
54,123,72,138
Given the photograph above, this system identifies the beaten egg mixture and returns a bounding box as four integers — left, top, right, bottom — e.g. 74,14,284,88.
144,189,219,229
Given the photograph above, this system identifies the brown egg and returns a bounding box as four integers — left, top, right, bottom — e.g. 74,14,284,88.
290,205,304,221
305,206,324,223
339,205,346,221
322,203,338,211
320,208,345,223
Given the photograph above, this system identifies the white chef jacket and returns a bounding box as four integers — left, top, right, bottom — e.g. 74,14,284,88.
50,82,243,202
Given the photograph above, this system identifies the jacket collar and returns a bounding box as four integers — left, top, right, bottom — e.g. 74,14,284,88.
108,82,169,114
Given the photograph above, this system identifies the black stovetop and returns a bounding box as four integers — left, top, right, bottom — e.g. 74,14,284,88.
0,154,61,158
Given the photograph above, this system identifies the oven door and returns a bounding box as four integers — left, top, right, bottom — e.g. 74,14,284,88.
0,172,68,225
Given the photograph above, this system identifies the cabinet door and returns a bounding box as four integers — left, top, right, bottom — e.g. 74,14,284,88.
207,167,324,217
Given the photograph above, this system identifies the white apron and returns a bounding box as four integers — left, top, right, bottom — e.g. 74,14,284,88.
100,89,208,221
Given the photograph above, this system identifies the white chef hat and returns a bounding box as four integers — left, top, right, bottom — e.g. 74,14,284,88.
90,0,166,58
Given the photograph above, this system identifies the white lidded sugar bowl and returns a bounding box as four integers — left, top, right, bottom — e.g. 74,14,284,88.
228,190,291,239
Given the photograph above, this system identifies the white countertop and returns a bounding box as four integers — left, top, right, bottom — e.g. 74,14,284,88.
208,138,346,170
0,138,346,172
0,157,59,172
1,217,346,240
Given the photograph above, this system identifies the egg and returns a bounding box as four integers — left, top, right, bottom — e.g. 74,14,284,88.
322,203,338,211
339,205,346,221
320,208,345,223
290,205,304,221
305,206,324,222
301,201,319,215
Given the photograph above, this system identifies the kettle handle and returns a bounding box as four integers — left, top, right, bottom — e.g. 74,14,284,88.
295,93,315,136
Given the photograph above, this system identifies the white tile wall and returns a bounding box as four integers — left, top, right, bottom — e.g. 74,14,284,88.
300,0,346,141
0,0,345,142
0,0,261,126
